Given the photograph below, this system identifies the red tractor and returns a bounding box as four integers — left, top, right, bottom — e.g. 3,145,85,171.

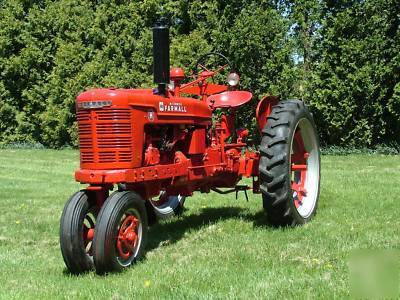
60,19,320,274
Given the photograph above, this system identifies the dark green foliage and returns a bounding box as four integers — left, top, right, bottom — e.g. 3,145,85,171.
0,0,399,148
0,0,294,147
307,0,400,147
321,144,400,156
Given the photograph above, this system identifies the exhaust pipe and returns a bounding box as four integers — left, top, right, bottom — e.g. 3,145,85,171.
153,18,170,95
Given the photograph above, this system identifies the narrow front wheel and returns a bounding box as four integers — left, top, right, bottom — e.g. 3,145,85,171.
60,191,97,274
93,191,148,274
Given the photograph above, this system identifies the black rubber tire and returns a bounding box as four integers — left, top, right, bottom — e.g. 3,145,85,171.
145,200,158,227
93,191,148,274
60,190,96,274
259,99,320,226
149,193,186,220
119,184,157,227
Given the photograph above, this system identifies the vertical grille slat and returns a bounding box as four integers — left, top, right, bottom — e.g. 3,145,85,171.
77,108,133,164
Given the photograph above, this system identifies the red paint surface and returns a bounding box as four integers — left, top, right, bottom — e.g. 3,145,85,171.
291,130,309,208
75,67,274,203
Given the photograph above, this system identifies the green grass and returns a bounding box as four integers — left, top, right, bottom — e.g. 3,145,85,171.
0,149,399,299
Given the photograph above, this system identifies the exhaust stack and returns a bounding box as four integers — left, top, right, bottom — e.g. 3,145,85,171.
153,18,170,95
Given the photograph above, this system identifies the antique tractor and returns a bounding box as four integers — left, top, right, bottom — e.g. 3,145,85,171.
60,19,320,274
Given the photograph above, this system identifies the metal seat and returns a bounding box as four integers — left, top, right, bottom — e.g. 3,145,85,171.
207,91,253,109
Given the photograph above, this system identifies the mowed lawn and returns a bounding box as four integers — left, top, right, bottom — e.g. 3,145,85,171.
0,149,399,299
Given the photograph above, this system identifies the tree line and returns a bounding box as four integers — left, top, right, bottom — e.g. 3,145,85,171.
0,0,399,148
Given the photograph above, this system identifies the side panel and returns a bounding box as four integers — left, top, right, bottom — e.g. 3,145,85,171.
188,129,206,154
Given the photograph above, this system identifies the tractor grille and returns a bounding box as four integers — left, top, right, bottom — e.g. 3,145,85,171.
77,108,133,165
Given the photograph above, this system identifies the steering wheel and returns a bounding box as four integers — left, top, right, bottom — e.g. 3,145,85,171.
193,52,234,78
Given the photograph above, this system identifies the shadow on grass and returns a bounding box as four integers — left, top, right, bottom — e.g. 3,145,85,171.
148,207,241,251
61,207,291,276
147,206,285,252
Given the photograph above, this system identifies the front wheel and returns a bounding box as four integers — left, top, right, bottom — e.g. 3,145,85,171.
93,191,148,274
60,191,97,274
259,100,320,226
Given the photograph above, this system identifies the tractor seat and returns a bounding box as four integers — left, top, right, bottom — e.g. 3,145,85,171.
207,91,253,109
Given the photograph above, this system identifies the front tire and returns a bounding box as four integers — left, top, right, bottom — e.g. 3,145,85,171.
60,191,97,274
259,100,320,226
93,191,148,274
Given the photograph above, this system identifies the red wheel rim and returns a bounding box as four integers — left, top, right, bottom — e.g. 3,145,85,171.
117,214,140,261
291,129,309,209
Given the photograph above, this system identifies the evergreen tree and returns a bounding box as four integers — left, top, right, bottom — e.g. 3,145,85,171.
0,0,399,148
308,0,400,146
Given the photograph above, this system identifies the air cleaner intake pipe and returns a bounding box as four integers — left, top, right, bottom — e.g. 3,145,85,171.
153,18,170,95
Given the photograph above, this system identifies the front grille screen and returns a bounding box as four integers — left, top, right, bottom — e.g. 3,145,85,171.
77,108,132,164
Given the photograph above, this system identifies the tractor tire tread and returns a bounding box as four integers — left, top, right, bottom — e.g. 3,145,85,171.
259,167,273,180
266,174,286,189
270,120,291,128
259,147,273,158
258,99,319,226
266,153,286,169
267,136,287,147
60,190,95,274
93,191,148,275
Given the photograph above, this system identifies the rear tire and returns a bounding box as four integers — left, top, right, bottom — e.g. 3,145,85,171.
149,192,186,220
93,191,148,274
60,191,97,274
259,100,320,226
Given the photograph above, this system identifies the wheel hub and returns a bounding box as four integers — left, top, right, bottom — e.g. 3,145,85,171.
126,231,137,243
83,228,95,241
82,211,97,255
117,215,139,260
291,130,309,208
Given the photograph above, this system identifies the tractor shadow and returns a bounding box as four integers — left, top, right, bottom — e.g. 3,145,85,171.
60,207,291,276
147,207,243,251
146,206,281,252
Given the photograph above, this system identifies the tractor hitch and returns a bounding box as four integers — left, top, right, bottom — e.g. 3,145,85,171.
211,185,250,202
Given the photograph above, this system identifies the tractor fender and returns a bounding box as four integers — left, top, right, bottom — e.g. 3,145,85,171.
255,95,279,133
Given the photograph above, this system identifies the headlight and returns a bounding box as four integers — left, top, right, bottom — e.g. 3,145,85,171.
227,73,240,86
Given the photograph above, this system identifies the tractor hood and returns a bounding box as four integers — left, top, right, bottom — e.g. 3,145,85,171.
76,88,212,120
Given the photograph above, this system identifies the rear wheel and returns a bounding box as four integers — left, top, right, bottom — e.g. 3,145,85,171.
93,191,148,274
259,100,320,226
149,191,186,220
60,191,97,274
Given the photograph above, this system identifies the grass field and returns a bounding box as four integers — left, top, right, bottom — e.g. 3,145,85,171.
0,149,399,299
